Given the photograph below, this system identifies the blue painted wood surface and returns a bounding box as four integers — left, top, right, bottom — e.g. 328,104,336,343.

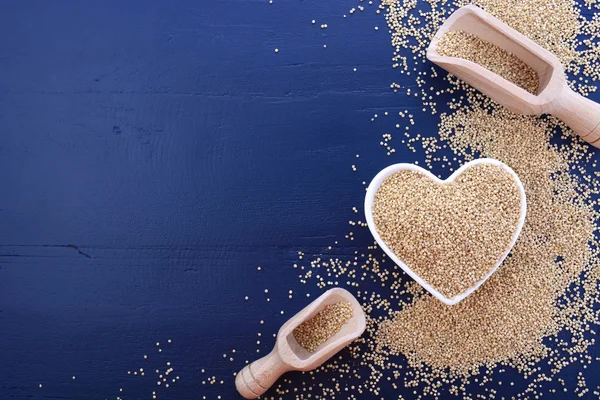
1,1,599,399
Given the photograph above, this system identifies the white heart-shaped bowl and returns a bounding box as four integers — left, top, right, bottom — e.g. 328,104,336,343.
364,158,527,305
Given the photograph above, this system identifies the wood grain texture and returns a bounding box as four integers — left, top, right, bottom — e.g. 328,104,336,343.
0,1,598,399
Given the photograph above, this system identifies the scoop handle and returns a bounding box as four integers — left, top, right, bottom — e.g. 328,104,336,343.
235,349,290,399
549,85,600,148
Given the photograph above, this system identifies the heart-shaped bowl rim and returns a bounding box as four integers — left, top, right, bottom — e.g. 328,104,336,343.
364,158,527,305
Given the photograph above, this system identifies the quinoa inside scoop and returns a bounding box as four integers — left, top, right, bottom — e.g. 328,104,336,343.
437,30,540,95
372,163,522,298
293,301,353,353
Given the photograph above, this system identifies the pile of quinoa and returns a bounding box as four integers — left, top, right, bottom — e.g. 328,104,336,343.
239,0,600,398
372,164,523,298
436,30,540,94
293,302,353,353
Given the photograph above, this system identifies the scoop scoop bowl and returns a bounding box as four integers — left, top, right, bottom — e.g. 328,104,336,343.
364,158,527,305
235,288,366,399
427,5,600,147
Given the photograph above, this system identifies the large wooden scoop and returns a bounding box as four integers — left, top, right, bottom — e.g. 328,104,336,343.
427,5,600,147
235,288,365,399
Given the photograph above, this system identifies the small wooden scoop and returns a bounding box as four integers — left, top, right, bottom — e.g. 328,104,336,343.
427,5,600,147
235,288,366,399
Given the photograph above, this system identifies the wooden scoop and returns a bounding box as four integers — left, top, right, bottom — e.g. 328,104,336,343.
235,288,366,399
427,5,600,147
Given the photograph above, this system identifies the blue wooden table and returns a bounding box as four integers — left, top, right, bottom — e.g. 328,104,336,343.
1,1,599,399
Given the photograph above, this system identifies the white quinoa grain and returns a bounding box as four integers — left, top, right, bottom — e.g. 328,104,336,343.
256,0,600,398
437,31,539,94
293,302,353,352
373,164,522,297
